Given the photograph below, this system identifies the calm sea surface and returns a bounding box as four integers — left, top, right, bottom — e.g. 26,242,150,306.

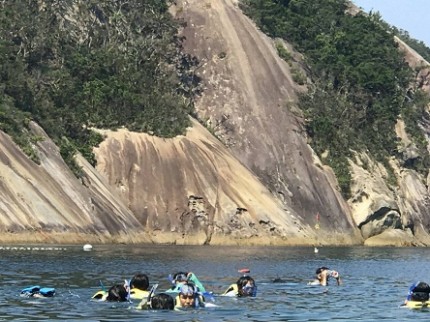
1,245,430,321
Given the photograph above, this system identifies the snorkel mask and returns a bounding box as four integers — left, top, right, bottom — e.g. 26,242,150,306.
179,283,199,308
240,284,257,297
169,272,188,285
237,273,257,297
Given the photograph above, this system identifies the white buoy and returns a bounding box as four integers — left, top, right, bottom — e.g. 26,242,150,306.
83,244,93,251
314,247,319,253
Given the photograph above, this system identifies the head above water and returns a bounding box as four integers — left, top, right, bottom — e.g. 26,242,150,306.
106,284,128,302
150,293,174,310
408,281,430,302
130,273,149,291
236,275,257,297
172,272,188,284
316,267,329,275
178,282,198,308
314,267,340,286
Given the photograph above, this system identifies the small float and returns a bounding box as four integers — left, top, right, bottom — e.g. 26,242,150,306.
83,244,93,251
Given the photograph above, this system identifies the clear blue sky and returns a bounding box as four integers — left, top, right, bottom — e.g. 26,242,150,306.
352,0,430,47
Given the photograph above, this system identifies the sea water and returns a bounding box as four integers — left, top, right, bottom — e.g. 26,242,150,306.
0,245,429,321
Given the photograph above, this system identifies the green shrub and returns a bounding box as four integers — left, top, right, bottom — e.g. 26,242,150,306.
275,40,292,62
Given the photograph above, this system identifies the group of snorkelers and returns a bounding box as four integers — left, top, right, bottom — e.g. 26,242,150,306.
90,266,341,310
90,269,257,310
19,267,332,310
21,266,427,310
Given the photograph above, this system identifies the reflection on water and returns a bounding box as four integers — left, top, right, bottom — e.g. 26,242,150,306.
1,245,430,321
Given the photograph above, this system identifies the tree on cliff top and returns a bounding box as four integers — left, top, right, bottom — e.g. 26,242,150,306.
0,0,199,172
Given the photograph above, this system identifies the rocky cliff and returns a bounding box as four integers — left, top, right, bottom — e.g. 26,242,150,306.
0,0,429,245
0,122,149,244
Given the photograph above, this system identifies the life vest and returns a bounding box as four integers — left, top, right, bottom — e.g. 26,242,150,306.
129,288,149,300
91,290,108,300
21,286,55,298
92,288,148,300
223,280,258,297
222,283,238,297
405,300,430,309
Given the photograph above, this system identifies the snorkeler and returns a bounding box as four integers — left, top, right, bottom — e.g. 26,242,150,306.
166,271,206,293
106,283,130,302
139,292,175,310
92,281,130,301
20,286,55,298
403,281,430,308
174,282,205,309
222,269,257,297
92,273,150,300
308,267,341,286
129,273,150,299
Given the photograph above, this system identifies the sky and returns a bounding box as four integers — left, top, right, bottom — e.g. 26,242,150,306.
352,0,430,47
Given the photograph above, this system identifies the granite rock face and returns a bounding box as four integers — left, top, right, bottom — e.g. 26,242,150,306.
1,0,430,246
172,0,360,241
0,122,149,244
94,119,360,245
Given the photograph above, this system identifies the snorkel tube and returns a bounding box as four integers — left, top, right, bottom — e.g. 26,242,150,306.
140,284,158,309
99,280,106,292
124,279,131,302
238,268,251,275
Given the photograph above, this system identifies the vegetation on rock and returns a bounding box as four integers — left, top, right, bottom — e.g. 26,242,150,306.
240,0,430,197
0,0,198,173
